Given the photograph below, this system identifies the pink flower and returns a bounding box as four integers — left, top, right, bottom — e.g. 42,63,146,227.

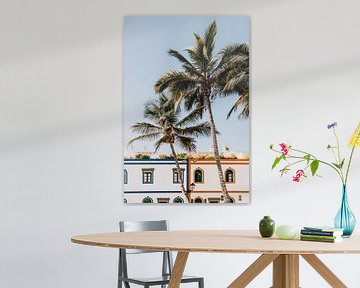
293,170,306,182
279,143,289,155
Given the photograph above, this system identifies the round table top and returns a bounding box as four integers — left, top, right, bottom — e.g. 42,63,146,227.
71,230,360,254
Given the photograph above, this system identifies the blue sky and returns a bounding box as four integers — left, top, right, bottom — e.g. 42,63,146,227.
124,16,249,156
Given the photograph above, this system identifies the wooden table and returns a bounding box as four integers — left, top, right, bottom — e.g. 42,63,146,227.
71,230,360,288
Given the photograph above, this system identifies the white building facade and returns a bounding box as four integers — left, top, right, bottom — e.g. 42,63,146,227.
124,159,188,204
188,159,250,204
124,157,250,204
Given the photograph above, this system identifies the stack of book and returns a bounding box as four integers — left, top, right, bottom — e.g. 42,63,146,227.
300,226,344,243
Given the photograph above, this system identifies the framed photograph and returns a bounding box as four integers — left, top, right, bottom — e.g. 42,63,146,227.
124,16,250,204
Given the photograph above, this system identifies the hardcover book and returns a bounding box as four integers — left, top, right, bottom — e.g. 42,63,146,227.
300,236,343,243
300,234,341,240
301,229,343,237
303,226,344,232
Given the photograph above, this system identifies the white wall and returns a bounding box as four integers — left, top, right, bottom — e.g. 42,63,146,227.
1,0,360,287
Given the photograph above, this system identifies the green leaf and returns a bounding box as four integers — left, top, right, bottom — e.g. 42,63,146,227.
339,158,345,169
332,163,341,169
269,144,274,149
280,167,290,177
332,159,345,169
310,160,319,176
304,154,311,164
272,156,282,170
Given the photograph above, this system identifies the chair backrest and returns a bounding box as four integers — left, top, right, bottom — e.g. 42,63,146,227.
119,220,169,254
118,220,173,284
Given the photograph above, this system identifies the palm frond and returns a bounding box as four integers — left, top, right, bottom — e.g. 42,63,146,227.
185,48,205,71
176,106,205,127
178,122,212,137
227,92,250,119
168,49,203,78
223,72,249,94
226,54,249,66
154,71,195,95
131,122,162,134
176,135,196,152
167,78,197,101
128,132,162,145
154,135,170,152
180,86,203,108
204,20,217,59
220,43,249,59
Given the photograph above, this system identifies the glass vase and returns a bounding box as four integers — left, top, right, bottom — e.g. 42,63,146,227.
334,185,356,237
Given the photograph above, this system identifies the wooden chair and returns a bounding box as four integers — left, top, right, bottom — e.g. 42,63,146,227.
118,220,204,288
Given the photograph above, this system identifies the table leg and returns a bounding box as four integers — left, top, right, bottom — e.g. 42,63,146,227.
168,252,189,288
228,254,279,288
301,254,347,288
272,254,299,288
228,253,348,288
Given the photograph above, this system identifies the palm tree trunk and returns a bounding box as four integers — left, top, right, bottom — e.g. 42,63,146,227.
204,95,232,203
169,143,190,203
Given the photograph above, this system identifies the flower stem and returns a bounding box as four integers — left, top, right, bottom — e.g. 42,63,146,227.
270,147,343,182
333,128,342,164
291,148,317,159
294,148,344,182
332,128,345,182
284,159,306,169
330,148,338,164
345,145,356,185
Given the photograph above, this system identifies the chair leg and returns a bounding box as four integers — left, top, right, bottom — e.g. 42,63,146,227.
118,250,123,288
199,278,204,288
161,252,168,288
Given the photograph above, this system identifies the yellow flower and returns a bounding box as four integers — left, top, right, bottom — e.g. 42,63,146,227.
349,122,360,148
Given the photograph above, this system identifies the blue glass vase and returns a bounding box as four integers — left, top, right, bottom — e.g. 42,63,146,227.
334,185,356,237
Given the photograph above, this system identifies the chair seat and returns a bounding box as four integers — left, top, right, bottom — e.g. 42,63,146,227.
119,275,202,285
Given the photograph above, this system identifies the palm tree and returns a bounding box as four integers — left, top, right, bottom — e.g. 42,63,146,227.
128,94,211,203
154,20,234,202
218,43,249,119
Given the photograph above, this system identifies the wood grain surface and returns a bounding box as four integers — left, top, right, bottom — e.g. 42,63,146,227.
71,230,360,254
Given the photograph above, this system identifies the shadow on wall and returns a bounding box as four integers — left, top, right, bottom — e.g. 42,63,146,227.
256,56,360,93
0,113,122,153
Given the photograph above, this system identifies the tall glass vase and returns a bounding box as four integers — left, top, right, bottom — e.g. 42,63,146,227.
334,185,356,237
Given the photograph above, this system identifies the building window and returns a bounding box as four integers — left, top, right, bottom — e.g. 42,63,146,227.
194,197,203,203
173,169,184,184
142,169,154,184
142,196,153,203
225,168,235,183
157,198,170,203
208,198,220,203
124,169,128,184
238,195,242,202
124,198,127,203
173,196,184,203
194,168,204,183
